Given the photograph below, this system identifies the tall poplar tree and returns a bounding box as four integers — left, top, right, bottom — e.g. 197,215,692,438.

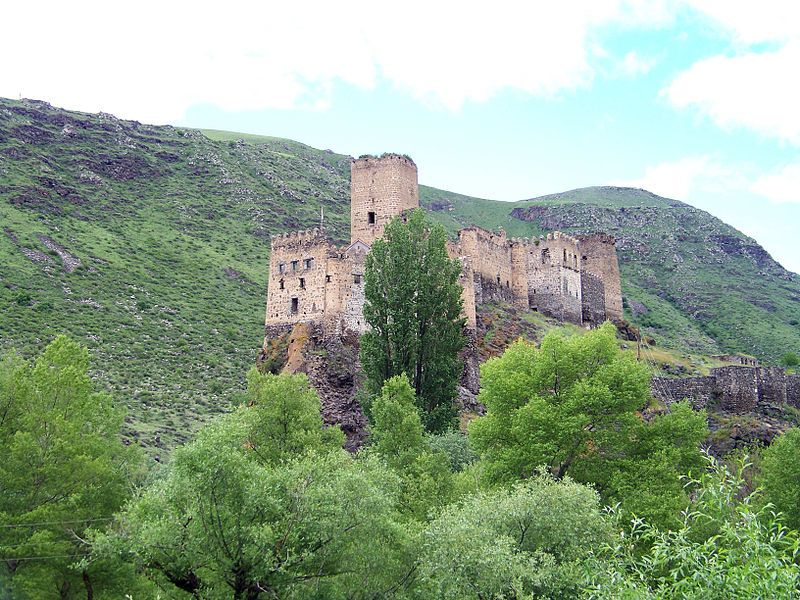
360,209,466,433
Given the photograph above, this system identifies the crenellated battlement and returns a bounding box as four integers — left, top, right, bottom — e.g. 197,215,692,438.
270,227,327,247
263,152,623,340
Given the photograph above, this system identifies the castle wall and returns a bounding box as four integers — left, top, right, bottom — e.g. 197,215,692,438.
266,228,333,326
713,366,760,412
787,375,800,408
456,227,515,304
524,233,583,324
581,272,606,325
651,376,716,409
578,234,623,321
350,155,419,246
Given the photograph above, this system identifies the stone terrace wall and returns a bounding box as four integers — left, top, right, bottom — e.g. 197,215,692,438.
652,366,797,414
651,376,716,409
713,366,760,412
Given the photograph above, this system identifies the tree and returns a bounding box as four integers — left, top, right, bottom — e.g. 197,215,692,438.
779,351,799,368
244,368,344,464
360,209,466,433
367,375,454,519
761,428,800,530
102,374,415,599
0,336,142,599
469,323,707,526
584,454,800,599
416,472,610,599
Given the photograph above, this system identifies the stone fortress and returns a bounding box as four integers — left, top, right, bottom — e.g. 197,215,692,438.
264,153,624,338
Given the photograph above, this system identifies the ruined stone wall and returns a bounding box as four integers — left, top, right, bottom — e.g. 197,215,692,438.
757,367,788,406
456,227,515,303
787,375,800,408
578,234,623,321
713,366,760,412
524,233,583,324
266,228,333,326
510,241,531,308
658,366,794,414
713,354,760,367
651,376,716,409
581,272,606,326
350,154,419,246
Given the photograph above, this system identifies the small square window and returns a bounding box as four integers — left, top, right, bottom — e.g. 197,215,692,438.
354,274,361,284
368,211,376,225
304,258,313,269
290,298,298,314
325,274,331,283
279,263,285,274
299,278,305,289
279,279,285,290
291,260,298,271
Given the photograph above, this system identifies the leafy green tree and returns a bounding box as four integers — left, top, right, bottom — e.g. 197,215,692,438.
761,428,800,531
367,375,454,519
584,454,800,599
469,323,707,526
416,472,610,599
244,368,344,464
426,429,476,473
0,336,142,599
360,209,466,433
779,351,799,368
102,374,414,598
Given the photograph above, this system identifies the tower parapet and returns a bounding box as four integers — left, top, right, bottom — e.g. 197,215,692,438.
350,154,419,245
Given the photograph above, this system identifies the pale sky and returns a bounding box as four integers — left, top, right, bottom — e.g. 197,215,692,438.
2,0,799,272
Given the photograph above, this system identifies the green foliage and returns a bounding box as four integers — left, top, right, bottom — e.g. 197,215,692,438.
360,209,466,433
367,375,454,519
416,472,610,599
779,351,799,367
2,98,799,458
0,336,142,599
469,323,707,527
584,454,800,599
761,428,800,531
102,376,414,598
426,429,477,473
244,369,344,464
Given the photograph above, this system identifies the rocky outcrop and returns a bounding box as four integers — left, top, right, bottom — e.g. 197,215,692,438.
258,323,367,451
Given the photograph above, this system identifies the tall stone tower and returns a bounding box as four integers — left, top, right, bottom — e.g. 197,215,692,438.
350,154,419,246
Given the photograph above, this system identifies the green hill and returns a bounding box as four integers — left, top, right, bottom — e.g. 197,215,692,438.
1,98,798,452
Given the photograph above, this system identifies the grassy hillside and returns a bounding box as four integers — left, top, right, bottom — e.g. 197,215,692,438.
1,98,798,453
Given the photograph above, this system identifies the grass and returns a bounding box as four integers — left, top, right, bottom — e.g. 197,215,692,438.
2,97,799,455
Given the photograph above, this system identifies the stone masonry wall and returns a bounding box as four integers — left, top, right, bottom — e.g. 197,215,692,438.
350,155,418,246
787,375,800,408
578,233,623,321
652,366,797,414
581,272,606,326
651,376,716,409
266,228,333,326
456,227,515,303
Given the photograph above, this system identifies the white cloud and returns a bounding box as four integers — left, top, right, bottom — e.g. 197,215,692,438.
752,162,800,203
0,0,671,123
619,50,657,76
663,1,800,144
613,155,734,200
682,0,800,44
663,41,800,144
